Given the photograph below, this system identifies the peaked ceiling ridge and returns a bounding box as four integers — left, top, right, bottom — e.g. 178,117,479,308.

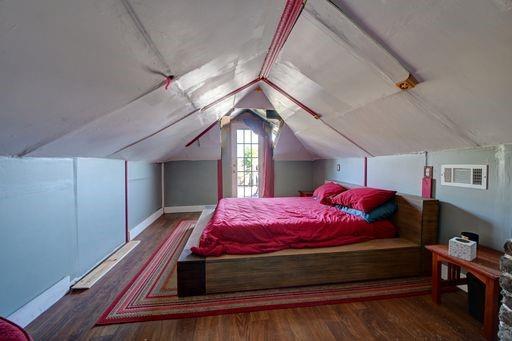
27,0,409,160
111,0,309,158
109,72,375,159
234,86,275,110
36,0,345,160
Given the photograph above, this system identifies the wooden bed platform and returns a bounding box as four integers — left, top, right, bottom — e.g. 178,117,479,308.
177,183,439,297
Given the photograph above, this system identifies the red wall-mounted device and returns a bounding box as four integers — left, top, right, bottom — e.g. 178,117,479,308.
422,166,433,198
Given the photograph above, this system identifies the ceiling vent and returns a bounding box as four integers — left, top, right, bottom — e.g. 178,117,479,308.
441,165,488,190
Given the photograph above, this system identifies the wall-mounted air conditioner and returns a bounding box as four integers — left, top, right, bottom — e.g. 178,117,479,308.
440,164,488,190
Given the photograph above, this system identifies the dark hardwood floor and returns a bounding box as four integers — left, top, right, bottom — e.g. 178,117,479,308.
27,213,484,340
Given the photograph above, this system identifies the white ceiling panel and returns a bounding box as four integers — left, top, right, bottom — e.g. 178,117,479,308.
267,63,353,117
305,0,409,84
333,0,512,147
130,0,283,77
274,124,316,161
2,0,512,161
168,124,221,161
324,92,471,156
0,0,161,156
270,1,401,115
234,86,275,110
261,83,368,159
180,53,265,108
28,87,194,158
112,99,232,162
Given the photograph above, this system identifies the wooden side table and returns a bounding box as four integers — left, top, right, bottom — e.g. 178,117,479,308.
298,190,313,197
426,244,502,340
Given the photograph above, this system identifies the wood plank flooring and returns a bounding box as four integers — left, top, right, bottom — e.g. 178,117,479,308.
27,213,484,340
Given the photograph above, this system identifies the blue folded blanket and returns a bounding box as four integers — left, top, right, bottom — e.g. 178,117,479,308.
337,199,397,223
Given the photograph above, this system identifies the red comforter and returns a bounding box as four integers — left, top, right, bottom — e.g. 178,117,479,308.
191,197,397,256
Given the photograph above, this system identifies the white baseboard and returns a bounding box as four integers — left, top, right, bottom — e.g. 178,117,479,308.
5,208,162,328
130,208,163,240
164,205,205,213
8,276,70,327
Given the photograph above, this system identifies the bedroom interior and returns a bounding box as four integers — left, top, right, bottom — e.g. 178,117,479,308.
1,0,512,340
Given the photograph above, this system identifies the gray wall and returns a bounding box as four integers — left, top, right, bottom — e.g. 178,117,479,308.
0,157,161,317
313,144,512,250
313,158,364,187
274,161,313,197
75,158,125,277
0,157,76,317
164,160,218,206
128,161,162,230
367,153,425,195
165,160,315,204
428,145,512,251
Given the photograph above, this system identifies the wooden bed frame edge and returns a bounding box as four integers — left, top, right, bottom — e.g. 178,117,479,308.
177,184,439,297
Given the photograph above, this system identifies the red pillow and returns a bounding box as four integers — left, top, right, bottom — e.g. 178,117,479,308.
331,187,396,212
312,182,346,204
0,317,32,341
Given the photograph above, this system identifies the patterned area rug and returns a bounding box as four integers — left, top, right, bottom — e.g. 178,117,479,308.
97,220,432,325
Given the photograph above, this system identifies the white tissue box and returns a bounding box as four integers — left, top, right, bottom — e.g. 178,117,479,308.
448,237,477,261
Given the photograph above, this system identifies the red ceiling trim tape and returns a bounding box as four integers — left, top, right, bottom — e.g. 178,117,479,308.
201,78,261,112
259,0,305,78
262,78,374,156
262,78,320,119
112,79,258,155
185,120,218,147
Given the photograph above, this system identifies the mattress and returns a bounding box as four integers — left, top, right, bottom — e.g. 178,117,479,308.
191,197,397,256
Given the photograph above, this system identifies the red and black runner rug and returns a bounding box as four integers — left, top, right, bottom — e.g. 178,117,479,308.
98,220,431,325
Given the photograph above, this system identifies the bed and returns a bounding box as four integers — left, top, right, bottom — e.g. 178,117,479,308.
191,196,397,256
177,182,439,297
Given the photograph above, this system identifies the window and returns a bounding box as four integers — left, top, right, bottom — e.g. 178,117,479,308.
236,129,259,198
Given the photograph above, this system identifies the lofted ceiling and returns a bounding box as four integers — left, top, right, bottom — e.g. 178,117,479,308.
0,0,511,162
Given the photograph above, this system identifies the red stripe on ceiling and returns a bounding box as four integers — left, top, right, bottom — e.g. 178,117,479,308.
185,120,218,147
111,80,257,155
262,78,320,119
320,119,374,156
262,79,373,156
201,78,261,112
110,1,307,156
259,0,305,78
